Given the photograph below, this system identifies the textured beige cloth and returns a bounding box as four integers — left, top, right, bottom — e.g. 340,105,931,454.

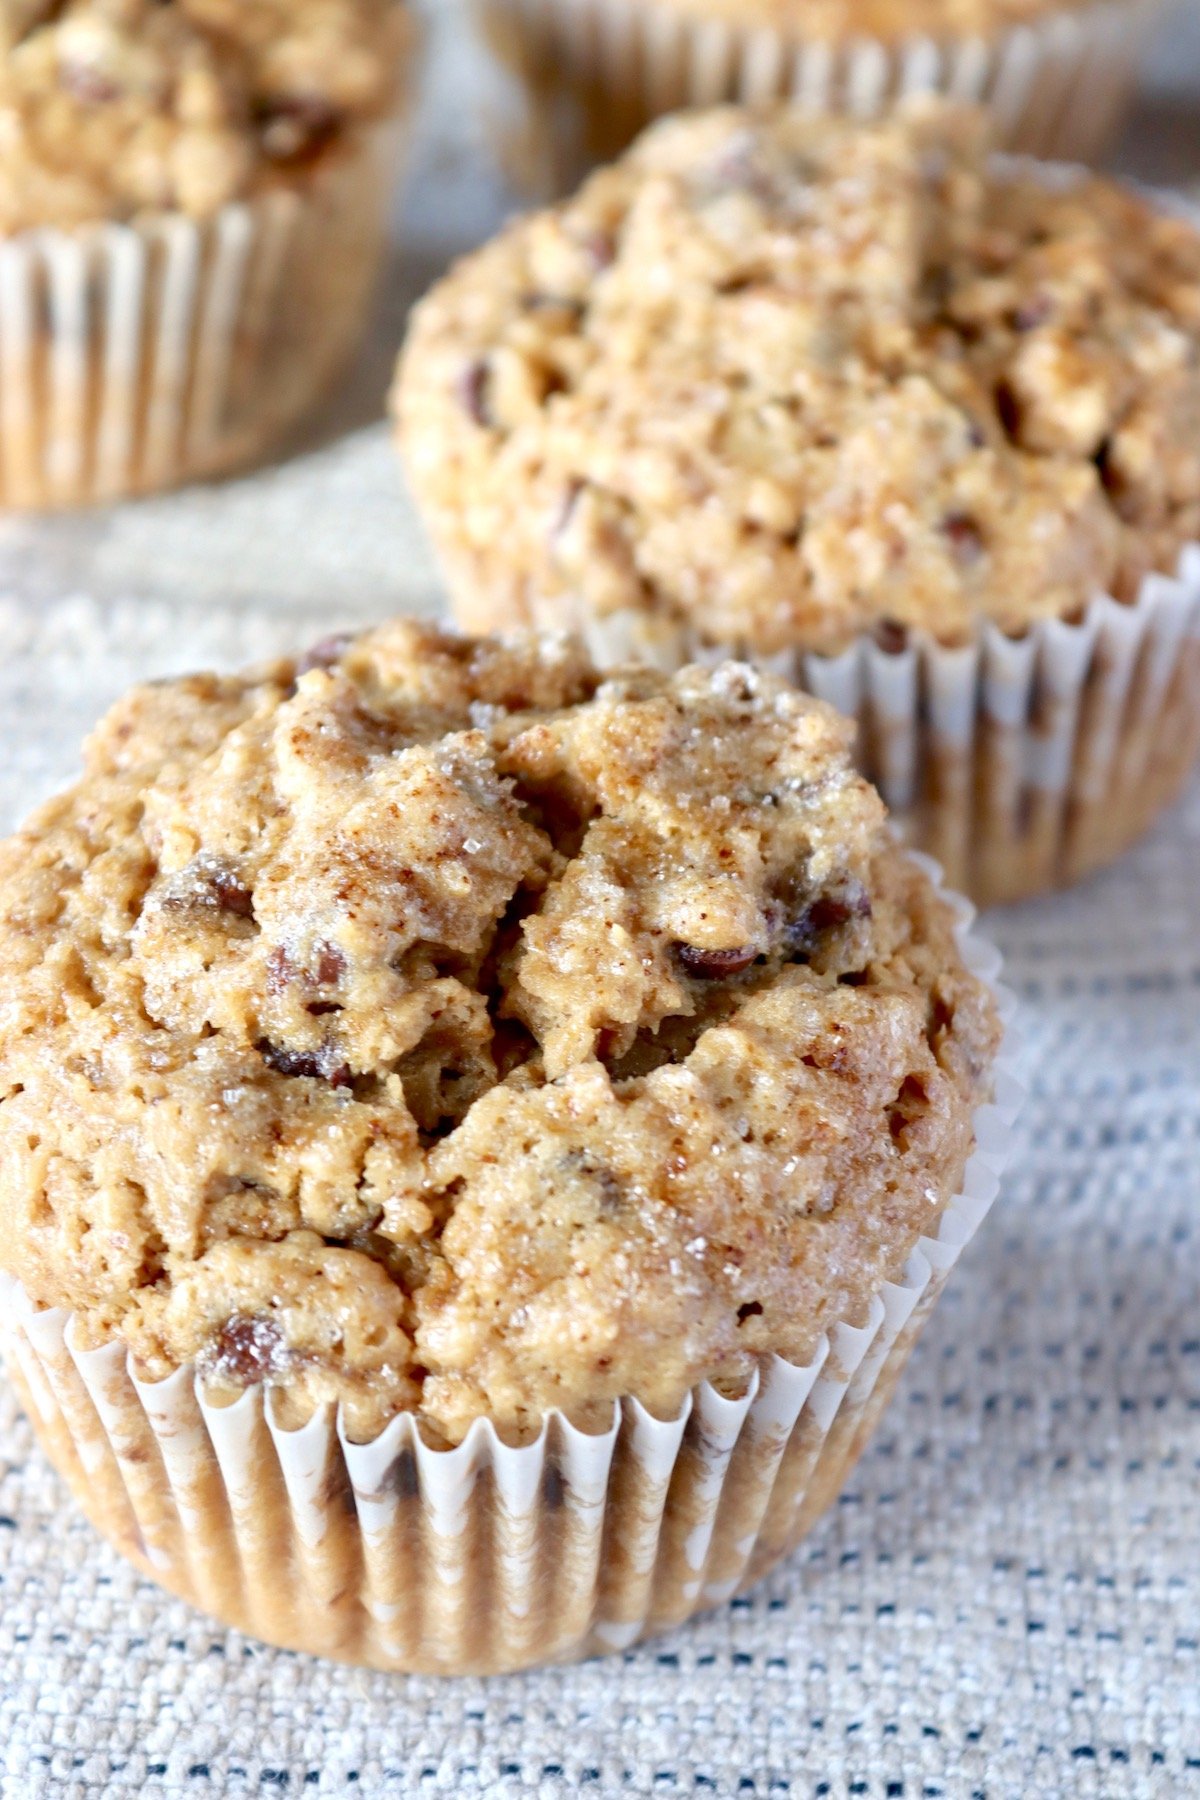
0,5,1198,1796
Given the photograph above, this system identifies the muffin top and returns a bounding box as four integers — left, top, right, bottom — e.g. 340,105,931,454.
396,103,1200,658
639,0,1102,42
0,0,408,230
0,621,998,1445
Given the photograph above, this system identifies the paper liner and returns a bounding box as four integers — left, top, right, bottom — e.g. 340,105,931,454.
546,542,1200,907
0,872,1020,1675
0,114,409,509
478,0,1158,196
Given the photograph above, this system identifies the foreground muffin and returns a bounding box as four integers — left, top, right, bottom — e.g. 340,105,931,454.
0,620,1012,1673
395,103,1200,904
480,0,1155,195
0,0,414,505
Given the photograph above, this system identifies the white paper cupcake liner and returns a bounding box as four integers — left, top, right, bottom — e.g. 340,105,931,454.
0,114,409,510
556,542,1200,906
479,0,1159,195
0,868,1020,1675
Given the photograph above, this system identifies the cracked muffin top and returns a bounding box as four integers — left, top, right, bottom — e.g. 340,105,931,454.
395,102,1200,659
0,620,999,1445
0,0,409,230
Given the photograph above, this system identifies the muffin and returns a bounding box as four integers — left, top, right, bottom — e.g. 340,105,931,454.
479,0,1158,195
0,0,414,507
0,619,1014,1674
394,103,1200,905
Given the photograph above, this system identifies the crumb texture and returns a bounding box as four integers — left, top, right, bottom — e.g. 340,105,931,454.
396,102,1200,656
0,0,408,229
0,621,998,1444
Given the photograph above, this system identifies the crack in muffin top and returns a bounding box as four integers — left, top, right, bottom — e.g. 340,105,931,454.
395,101,1200,658
0,0,409,229
0,620,999,1444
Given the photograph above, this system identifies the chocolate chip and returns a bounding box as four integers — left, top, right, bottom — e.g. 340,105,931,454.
715,273,759,298
61,62,120,106
256,1039,352,1088
737,1300,764,1323
459,358,493,427
160,855,254,920
561,1149,624,1210
209,868,254,918
582,230,615,271
1094,436,1118,495
296,632,354,677
268,941,344,994
708,131,767,198
995,379,1021,439
1013,293,1053,332
315,941,345,986
942,511,985,566
874,619,909,655
266,946,294,995
675,944,758,979
202,1314,287,1386
786,881,872,958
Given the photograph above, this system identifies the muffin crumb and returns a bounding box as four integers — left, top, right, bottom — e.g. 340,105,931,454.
0,620,999,1443
396,101,1200,656
0,0,409,229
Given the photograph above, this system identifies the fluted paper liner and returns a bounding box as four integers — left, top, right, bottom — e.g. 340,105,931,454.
480,0,1158,196
561,543,1200,907
0,874,1019,1675
0,114,408,509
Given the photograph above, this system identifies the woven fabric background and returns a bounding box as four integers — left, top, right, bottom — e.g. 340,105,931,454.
0,6,1197,1796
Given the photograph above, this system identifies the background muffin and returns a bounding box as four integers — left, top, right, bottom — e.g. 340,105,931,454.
0,619,1011,1673
0,0,415,506
394,103,1200,904
478,0,1159,196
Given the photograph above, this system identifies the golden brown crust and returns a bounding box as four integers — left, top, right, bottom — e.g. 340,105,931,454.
596,0,1107,42
394,102,1200,657
0,0,410,229
0,620,999,1443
